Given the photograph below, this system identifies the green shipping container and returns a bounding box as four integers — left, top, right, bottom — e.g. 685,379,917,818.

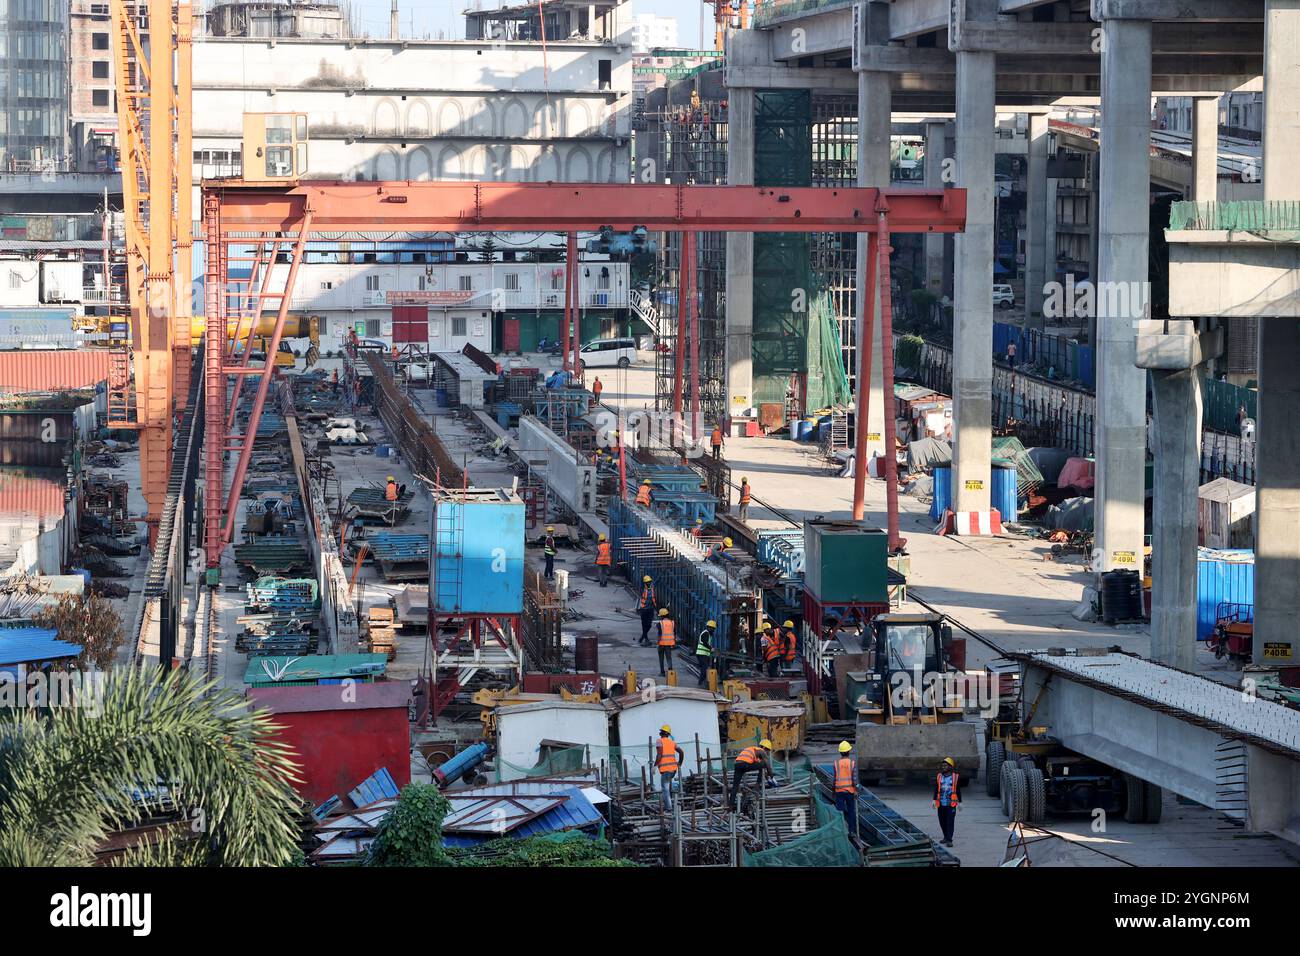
803,522,888,604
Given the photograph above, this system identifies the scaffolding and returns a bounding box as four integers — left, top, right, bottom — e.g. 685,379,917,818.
649,102,729,427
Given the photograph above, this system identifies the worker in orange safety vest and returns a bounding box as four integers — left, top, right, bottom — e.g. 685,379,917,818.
655,608,677,676
780,619,797,664
760,622,781,678
591,376,603,406
710,425,724,460
635,479,652,507
738,477,752,521
933,757,961,847
833,741,858,832
655,725,685,813
595,533,612,587
385,476,398,502
731,739,773,810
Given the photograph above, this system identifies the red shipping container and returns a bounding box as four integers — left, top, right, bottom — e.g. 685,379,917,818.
247,682,412,806
0,350,112,393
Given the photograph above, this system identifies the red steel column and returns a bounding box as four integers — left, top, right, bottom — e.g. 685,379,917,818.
877,211,902,550
685,231,699,442
568,231,581,382
226,238,279,431
203,194,226,568
673,232,686,444
221,210,313,539
852,232,878,522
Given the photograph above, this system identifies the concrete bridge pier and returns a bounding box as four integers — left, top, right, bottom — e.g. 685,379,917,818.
923,119,950,298
1093,16,1151,574
951,48,996,515
1254,0,1300,667
724,85,756,423
1024,110,1051,328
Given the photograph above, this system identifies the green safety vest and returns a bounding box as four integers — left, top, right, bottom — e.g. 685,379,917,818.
695,629,713,656
544,536,556,555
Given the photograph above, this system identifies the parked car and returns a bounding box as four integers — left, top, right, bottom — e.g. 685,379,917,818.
993,284,1015,309
577,336,638,369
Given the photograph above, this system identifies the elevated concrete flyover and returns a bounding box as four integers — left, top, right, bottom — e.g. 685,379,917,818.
1017,650,1300,840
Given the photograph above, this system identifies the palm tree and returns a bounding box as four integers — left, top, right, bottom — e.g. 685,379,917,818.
0,668,303,867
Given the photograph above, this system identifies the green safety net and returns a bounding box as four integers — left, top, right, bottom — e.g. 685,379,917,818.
493,732,765,784
990,436,1044,498
805,292,852,410
1202,376,1256,433
1168,200,1300,235
742,757,860,867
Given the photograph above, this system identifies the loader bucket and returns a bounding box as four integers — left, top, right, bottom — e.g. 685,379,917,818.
855,721,981,775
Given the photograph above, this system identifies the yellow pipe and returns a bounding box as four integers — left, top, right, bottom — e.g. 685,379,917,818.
187,313,318,345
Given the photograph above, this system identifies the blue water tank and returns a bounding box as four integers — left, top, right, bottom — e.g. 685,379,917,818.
991,460,1017,522
433,491,525,614
931,464,952,521
1196,548,1254,640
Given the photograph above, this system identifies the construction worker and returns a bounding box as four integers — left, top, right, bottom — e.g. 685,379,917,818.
656,608,676,676
738,477,752,522
781,619,798,665
707,536,735,565
543,525,557,579
710,424,724,460
694,619,716,687
689,517,704,539
833,741,859,833
934,757,961,847
331,368,339,396
595,533,612,587
731,739,773,810
592,376,603,405
655,725,685,813
635,479,652,507
384,475,398,502
637,575,656,646
760,621,781,678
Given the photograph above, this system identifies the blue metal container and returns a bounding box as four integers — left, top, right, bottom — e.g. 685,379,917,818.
991,460,1017,522
930,464,952,521
432,490,524,614
1196,548,1254,640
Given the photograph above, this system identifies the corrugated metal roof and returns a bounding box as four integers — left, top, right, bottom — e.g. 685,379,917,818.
0,471,64,519
247,680,411,714
440,786,604,847
0,350,112,393
242,653,387,684
0,627,82,665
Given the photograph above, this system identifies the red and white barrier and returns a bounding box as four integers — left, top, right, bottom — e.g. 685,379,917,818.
935,509,1003,536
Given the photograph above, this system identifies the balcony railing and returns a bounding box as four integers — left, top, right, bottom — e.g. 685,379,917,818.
1168,200,1300,232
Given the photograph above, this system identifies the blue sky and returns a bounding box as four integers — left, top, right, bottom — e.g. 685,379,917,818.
349,0,704,47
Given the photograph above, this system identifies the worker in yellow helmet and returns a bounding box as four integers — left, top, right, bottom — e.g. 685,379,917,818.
934,756,961,847
636,575,656,646
655,724,685,814
731,738,773,811
635,479,652,507
543,525,557,579
595,532,612,587
781,619,798,665
738,476,752,521
833,741,858,832
694,619,717,687
384,475,399,502
760,621,781,678
655,607,678,676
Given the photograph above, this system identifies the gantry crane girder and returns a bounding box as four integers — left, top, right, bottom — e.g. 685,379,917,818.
110,0,194,543
201,181,966,568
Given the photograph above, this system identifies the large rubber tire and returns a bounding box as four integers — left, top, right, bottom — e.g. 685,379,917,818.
1024,767,1047,824
617,356,631,368
1123,773,1146,823
1000,763,1017,817
1016,754,1036,770
1143,782,1164,824
986,741,1006,797
1008,767,1029,823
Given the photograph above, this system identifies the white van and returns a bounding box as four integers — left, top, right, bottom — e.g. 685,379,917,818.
993,284,1015,309
577,336,638,369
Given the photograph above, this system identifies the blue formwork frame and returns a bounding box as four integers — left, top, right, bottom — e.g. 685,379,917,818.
609,498,761,672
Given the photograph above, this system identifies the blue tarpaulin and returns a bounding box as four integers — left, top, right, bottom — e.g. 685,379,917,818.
0,628,82,666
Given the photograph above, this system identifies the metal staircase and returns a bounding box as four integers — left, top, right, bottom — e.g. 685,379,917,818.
630,288,668,338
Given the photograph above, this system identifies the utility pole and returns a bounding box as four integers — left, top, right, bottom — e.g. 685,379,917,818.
390,0,398,39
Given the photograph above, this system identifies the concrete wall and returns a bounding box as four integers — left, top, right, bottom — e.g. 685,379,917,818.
518,415,597,515
1167,233,1300,318
191,37,634,183
615,696,723,780
497,702,610,779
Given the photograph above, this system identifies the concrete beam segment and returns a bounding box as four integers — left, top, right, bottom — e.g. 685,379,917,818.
1134,320,1224,369
1254,0,1300,667
861,48,1261,77
951,50,996,514
1091,0,1264,19
924,120,949,295
1150,368,1203,670
723,66,858,91
1166,232,1300,317
1192,95,1221,201
857,67,892,462
725,86,756,420
951,20,1098,52
1026,111,1049,326
1093,18,1151,574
